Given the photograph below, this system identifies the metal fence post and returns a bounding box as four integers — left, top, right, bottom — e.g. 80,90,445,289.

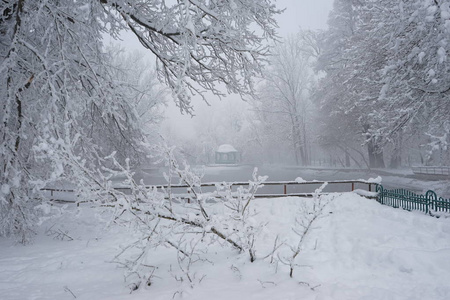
376,184,384,204
426,190,437,214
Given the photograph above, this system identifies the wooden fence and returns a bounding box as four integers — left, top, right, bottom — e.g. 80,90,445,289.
412,166,450,176
376,185,450,215
42,182,450,217
41,180,376,203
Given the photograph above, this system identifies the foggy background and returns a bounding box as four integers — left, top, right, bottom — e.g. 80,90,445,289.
160,0,334,146
104,0,450,198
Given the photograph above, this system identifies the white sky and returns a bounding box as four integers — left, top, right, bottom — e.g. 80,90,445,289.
276,0,333,35
107,1,335,140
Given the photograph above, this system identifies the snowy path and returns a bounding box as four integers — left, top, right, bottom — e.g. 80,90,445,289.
1,193,450,299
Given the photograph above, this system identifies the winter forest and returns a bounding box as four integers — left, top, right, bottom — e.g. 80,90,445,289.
1,1,450,299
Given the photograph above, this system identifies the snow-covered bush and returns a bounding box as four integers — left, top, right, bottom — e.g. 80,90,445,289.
277,183,334,278
110,144,268,290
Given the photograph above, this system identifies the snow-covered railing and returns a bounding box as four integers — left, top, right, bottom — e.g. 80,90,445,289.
412,166,450,176
142,180,377,199
41,179,379,203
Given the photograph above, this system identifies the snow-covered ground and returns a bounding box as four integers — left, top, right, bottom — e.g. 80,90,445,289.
1,193,450,300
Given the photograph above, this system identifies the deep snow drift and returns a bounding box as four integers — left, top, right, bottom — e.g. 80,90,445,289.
1,193,450,300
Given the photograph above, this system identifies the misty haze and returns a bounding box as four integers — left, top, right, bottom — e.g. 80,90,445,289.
1,1,450,299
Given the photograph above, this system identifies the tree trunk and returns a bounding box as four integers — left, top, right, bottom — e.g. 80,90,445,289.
363,124,385,169
367,139,385,168
345,150,351,167
336,145,363,168
389,131,402,169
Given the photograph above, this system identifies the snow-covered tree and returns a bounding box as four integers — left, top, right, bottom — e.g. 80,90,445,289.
1,0,142,242
0,0,280,241
376,0,450,161
317,0,450,168
252,32,318,165
316,0,390,168
104,47,168,164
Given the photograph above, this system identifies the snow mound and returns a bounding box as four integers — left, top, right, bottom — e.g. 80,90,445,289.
295,177,306,183
353,189,378,198
366,176,382,184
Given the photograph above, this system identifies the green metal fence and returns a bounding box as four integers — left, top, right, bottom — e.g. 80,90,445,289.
376,185,450,215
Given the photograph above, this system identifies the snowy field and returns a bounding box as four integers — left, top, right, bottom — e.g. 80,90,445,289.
1,193,450,300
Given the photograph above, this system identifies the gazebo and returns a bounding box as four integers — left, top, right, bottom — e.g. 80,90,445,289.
215,144,241,164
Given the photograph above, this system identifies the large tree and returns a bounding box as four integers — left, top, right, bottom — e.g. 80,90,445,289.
0,0,280,241
317,0,450,168
376,0,450,163
252,32,318,165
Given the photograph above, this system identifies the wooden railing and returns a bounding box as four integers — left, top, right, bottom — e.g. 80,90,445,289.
412,166,450,176
41,180,377,203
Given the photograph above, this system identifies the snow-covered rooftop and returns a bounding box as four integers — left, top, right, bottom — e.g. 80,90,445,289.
216,144,238,153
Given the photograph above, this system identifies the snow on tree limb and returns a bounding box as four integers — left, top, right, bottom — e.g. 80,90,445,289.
100,0,281,114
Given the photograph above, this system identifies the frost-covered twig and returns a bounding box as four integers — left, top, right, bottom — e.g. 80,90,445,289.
283,183,334,278
63,286,77,298
299,281,321,291
213,168,268,262
261,235,284,264
257,279,277,288
45,224,74,241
